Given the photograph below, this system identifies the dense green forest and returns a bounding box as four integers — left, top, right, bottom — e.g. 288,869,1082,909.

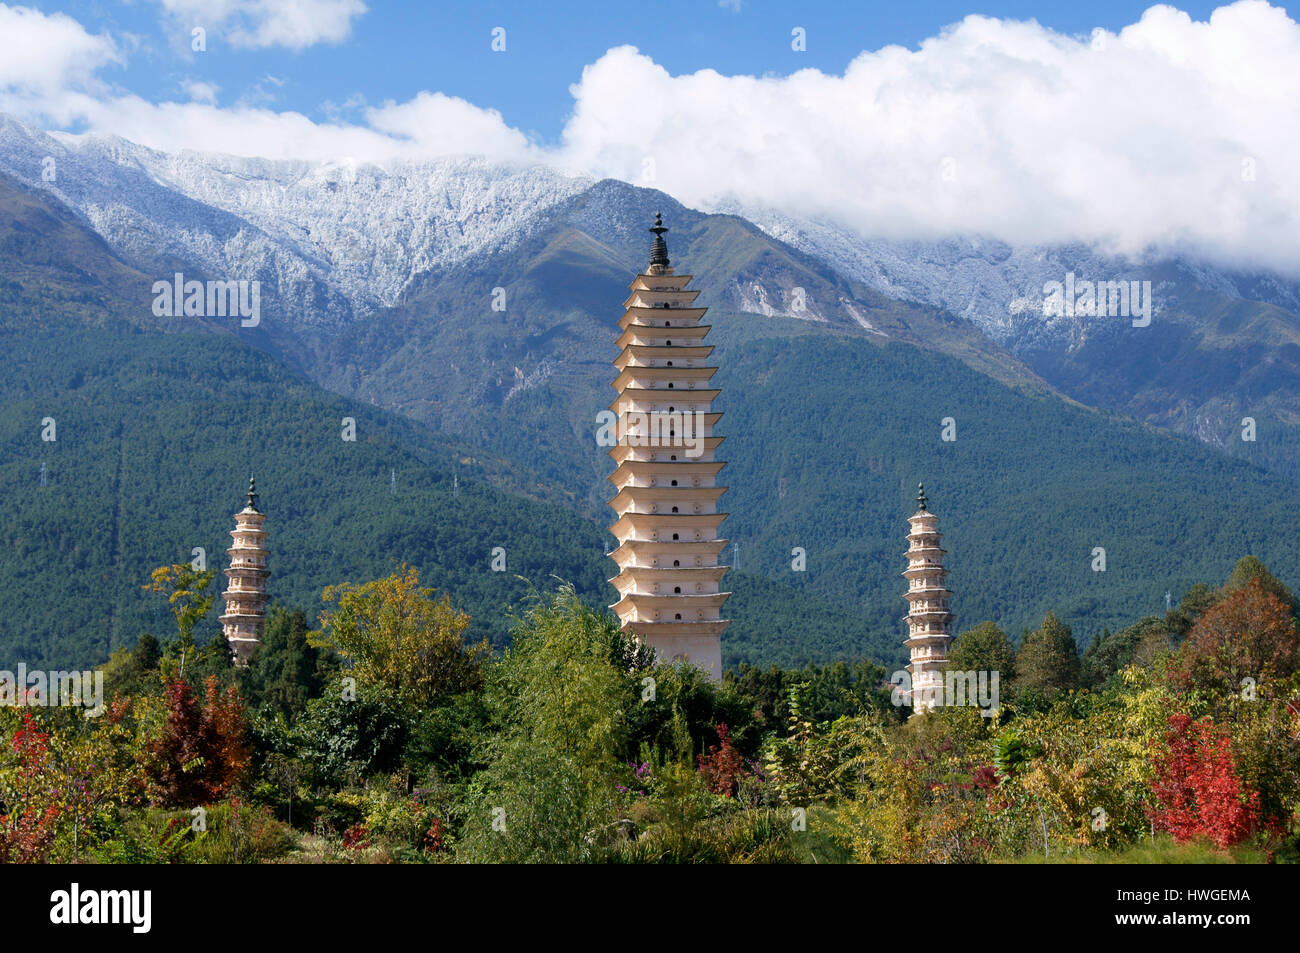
709,314,1300,646
5,313,1300,670
0,327,863,668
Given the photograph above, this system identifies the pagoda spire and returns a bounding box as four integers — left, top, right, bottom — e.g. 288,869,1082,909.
903,484,953,712
606,214,729,680
648,211,671,273
220,478,270,666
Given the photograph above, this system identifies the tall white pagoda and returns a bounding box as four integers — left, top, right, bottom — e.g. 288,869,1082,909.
903,483,953,710
606,214,730,680
219,477,269,666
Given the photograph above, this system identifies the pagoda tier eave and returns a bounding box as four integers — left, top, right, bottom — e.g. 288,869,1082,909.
610,367,719,391
609,385,721,400
606,411,723,429
620,619,731,637
606,538,730,564
614,345,715,369
610,564,729,579
622,290,701,309
608,436,724,464
628,273,695,290
608,458,726,482
608,489,727,513
614,326,712,349
608,391,721,413
620,303,708,321
608,512,729,536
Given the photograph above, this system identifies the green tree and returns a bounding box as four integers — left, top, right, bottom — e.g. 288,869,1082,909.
1225,556,1297,613
143,563,216,653
293,682,409,787
1012,613,1080,708
458,585,630,863
241,607,334,718
949,621,1016,682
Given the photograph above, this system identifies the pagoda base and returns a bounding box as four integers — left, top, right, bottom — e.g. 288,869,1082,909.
225,636,262,667
626,623,724,681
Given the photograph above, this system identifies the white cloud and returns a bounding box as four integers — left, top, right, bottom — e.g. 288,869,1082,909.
364,92,537,162
180,79,220,105
154,0,366,50
3,2,1300,274
0,3,121,121
559,3,1300,274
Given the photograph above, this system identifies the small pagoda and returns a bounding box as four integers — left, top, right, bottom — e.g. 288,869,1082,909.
606,214,730,680
219,477,269,666
903,483,953,711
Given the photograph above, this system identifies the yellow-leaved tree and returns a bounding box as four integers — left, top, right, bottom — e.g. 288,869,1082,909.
142,563,216,651
309,565,482,709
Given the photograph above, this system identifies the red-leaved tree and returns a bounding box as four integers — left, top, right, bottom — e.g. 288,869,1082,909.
1149,713,1260,849
697,723,747,797
0,712,61,863
146,676,250,806
1173,580,1299,691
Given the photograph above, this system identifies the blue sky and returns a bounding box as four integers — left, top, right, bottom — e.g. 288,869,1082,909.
38,0,1223,142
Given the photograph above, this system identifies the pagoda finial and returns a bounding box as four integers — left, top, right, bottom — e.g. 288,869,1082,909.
917,482,928,511
648,211,671,270
246,475,259,512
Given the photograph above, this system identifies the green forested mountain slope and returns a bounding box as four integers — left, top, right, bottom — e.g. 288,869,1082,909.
706,313,1300,651
0,328,591,666
0,326,875,669
443,308,1300,664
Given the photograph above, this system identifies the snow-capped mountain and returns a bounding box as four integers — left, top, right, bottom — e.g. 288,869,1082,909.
6,108,1298,359
729,202,1300,358
0,114,591,329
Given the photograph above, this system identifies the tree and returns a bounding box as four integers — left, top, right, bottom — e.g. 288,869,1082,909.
134,634,162,671
143,563,216,653
1225,556,1297,613
697,724,746,797
762,684,850,806
294,683,409,787
0,712,60,863
194,633,234,679
241,607,334,718
145,676,250,806
1081,618,1173,687
101,633,165,698
1149,713,1260,849
1012,613,1080,707
1174,580,1299,692
949,621,1016,682
309,566,482,710
458,585,629,863
47,698,141,861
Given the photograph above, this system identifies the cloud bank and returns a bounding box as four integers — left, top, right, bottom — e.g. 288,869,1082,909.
1,1,1299,273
